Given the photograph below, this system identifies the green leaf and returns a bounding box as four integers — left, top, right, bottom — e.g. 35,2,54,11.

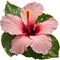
1,33,15,56
23,35,59,59
36,13,52,24
23,47,44,59
5,1,21,17
49,35,59,57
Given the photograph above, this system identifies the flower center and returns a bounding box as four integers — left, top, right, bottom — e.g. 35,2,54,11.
24,24,36,36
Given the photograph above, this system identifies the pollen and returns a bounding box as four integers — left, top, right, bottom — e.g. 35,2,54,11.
25,9,31,15
25,9,31,20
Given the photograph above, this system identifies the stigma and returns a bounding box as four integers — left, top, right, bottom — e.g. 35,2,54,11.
25,9,31,33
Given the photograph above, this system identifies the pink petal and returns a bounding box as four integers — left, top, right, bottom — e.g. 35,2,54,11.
35,18,58,34
30,35,52,55
10,35,32,55
20,2,44,25
1,14,25,35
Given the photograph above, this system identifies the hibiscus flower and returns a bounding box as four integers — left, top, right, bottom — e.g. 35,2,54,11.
1,2,58,55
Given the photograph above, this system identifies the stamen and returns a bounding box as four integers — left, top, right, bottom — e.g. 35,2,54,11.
26,9,31,33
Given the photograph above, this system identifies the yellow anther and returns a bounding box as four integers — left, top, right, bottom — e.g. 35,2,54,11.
25,9,31,15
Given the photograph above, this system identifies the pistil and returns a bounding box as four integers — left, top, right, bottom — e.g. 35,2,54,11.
26,10,31,33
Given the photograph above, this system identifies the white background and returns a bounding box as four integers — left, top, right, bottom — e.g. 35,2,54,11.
0,0,60,60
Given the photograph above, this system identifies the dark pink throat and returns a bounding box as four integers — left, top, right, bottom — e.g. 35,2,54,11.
24,24,35,36
23,24,40,36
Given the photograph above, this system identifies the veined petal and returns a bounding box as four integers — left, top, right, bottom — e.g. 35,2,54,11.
10,35,32,55
30,35,52,55
1,14,25,35
20,2,44,25
35,18,58,34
